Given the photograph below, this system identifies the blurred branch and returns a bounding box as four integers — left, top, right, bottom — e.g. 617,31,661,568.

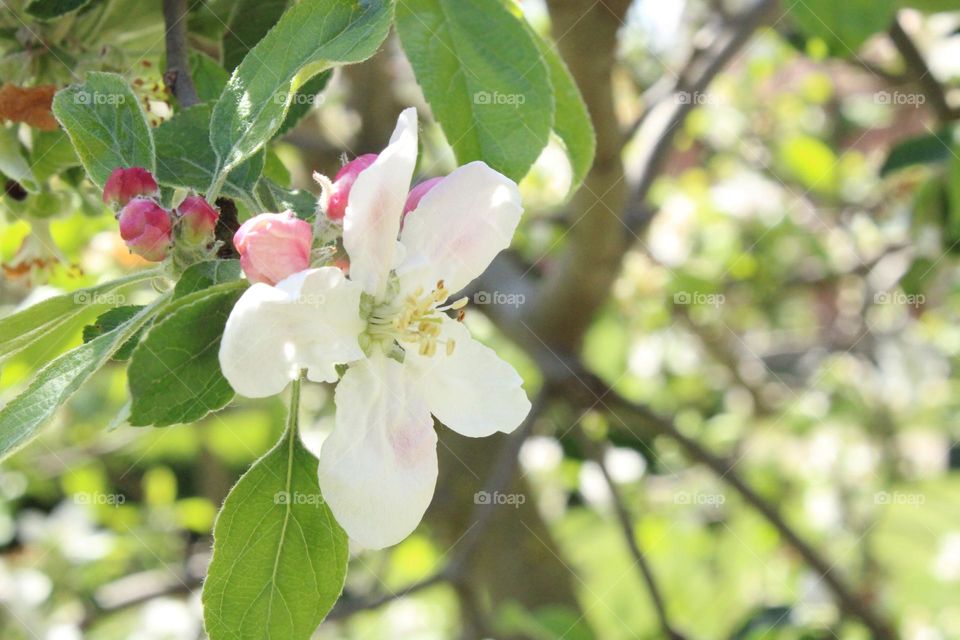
623,0,779,234
546,356,898,640
328,571,449,619
672,305,777,416
162,0,199,108
888,17,960,122
83,559,205,629
93,569,201,612
578,433,687,640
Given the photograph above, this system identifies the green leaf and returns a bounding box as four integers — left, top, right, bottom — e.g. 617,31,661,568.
189,50,230,103
0,296,165,461
128,281,247,427
203,379,348,640
52,72,155,188
263,149,292,186
222,0,289,72
155,104,263,199
209,0,392,190
788,0,897,55
0,269,158,364
529,28,594,194
945,149,960,243
82,305,146,361
257,179,316,219
396,0,554,182
0,126,39,192
275,71,332,139
24,0,90,19
30,130,80,183
174,259,242,298
881,131,953,175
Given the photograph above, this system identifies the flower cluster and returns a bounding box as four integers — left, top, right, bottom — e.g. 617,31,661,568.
102,167,219,262
220,108,531,549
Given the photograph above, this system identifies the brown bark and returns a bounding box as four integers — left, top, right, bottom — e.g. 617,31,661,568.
523,0,632,353
343,43,405,155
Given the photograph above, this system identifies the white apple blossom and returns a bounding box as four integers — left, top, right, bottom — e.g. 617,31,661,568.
218,108,531,549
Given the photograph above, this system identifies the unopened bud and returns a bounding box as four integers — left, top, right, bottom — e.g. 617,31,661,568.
326,153,378,221
403,176,443,218
103,167,158,208
176,195,219,245
234,211,313,285
118,198,172,262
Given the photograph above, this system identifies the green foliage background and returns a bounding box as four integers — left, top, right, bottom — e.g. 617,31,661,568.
1,0,960,638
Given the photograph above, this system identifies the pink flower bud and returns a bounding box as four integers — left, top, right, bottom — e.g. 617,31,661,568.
326,153,378,221
234,211,313,285
118,198,172,262
103,167,158,208
403,176,444,217
177,195,219,245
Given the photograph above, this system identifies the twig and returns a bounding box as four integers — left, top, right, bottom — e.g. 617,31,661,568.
889,17,959,123
548,358,897,640
578,433,687,640
161,0,199,107
328,571,449,619
623,0,779,234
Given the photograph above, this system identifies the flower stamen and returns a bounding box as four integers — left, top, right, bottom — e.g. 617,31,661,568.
365,281,466,358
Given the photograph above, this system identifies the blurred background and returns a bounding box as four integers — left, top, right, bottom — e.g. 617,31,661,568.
2,0,960,638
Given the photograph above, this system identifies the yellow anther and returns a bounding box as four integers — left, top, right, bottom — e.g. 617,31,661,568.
370,281,462,358
446,339,456,356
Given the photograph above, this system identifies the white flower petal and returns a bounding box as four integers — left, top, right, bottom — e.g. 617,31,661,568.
343,108,419,297
219,267,365,398
319,353,438,549
398,161,523,295
405,318,531,438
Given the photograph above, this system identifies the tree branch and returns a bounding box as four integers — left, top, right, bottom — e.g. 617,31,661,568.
162,0,199,108
888,17,959,123
550,358,897,640
578,433,687,640
623,0,779,234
